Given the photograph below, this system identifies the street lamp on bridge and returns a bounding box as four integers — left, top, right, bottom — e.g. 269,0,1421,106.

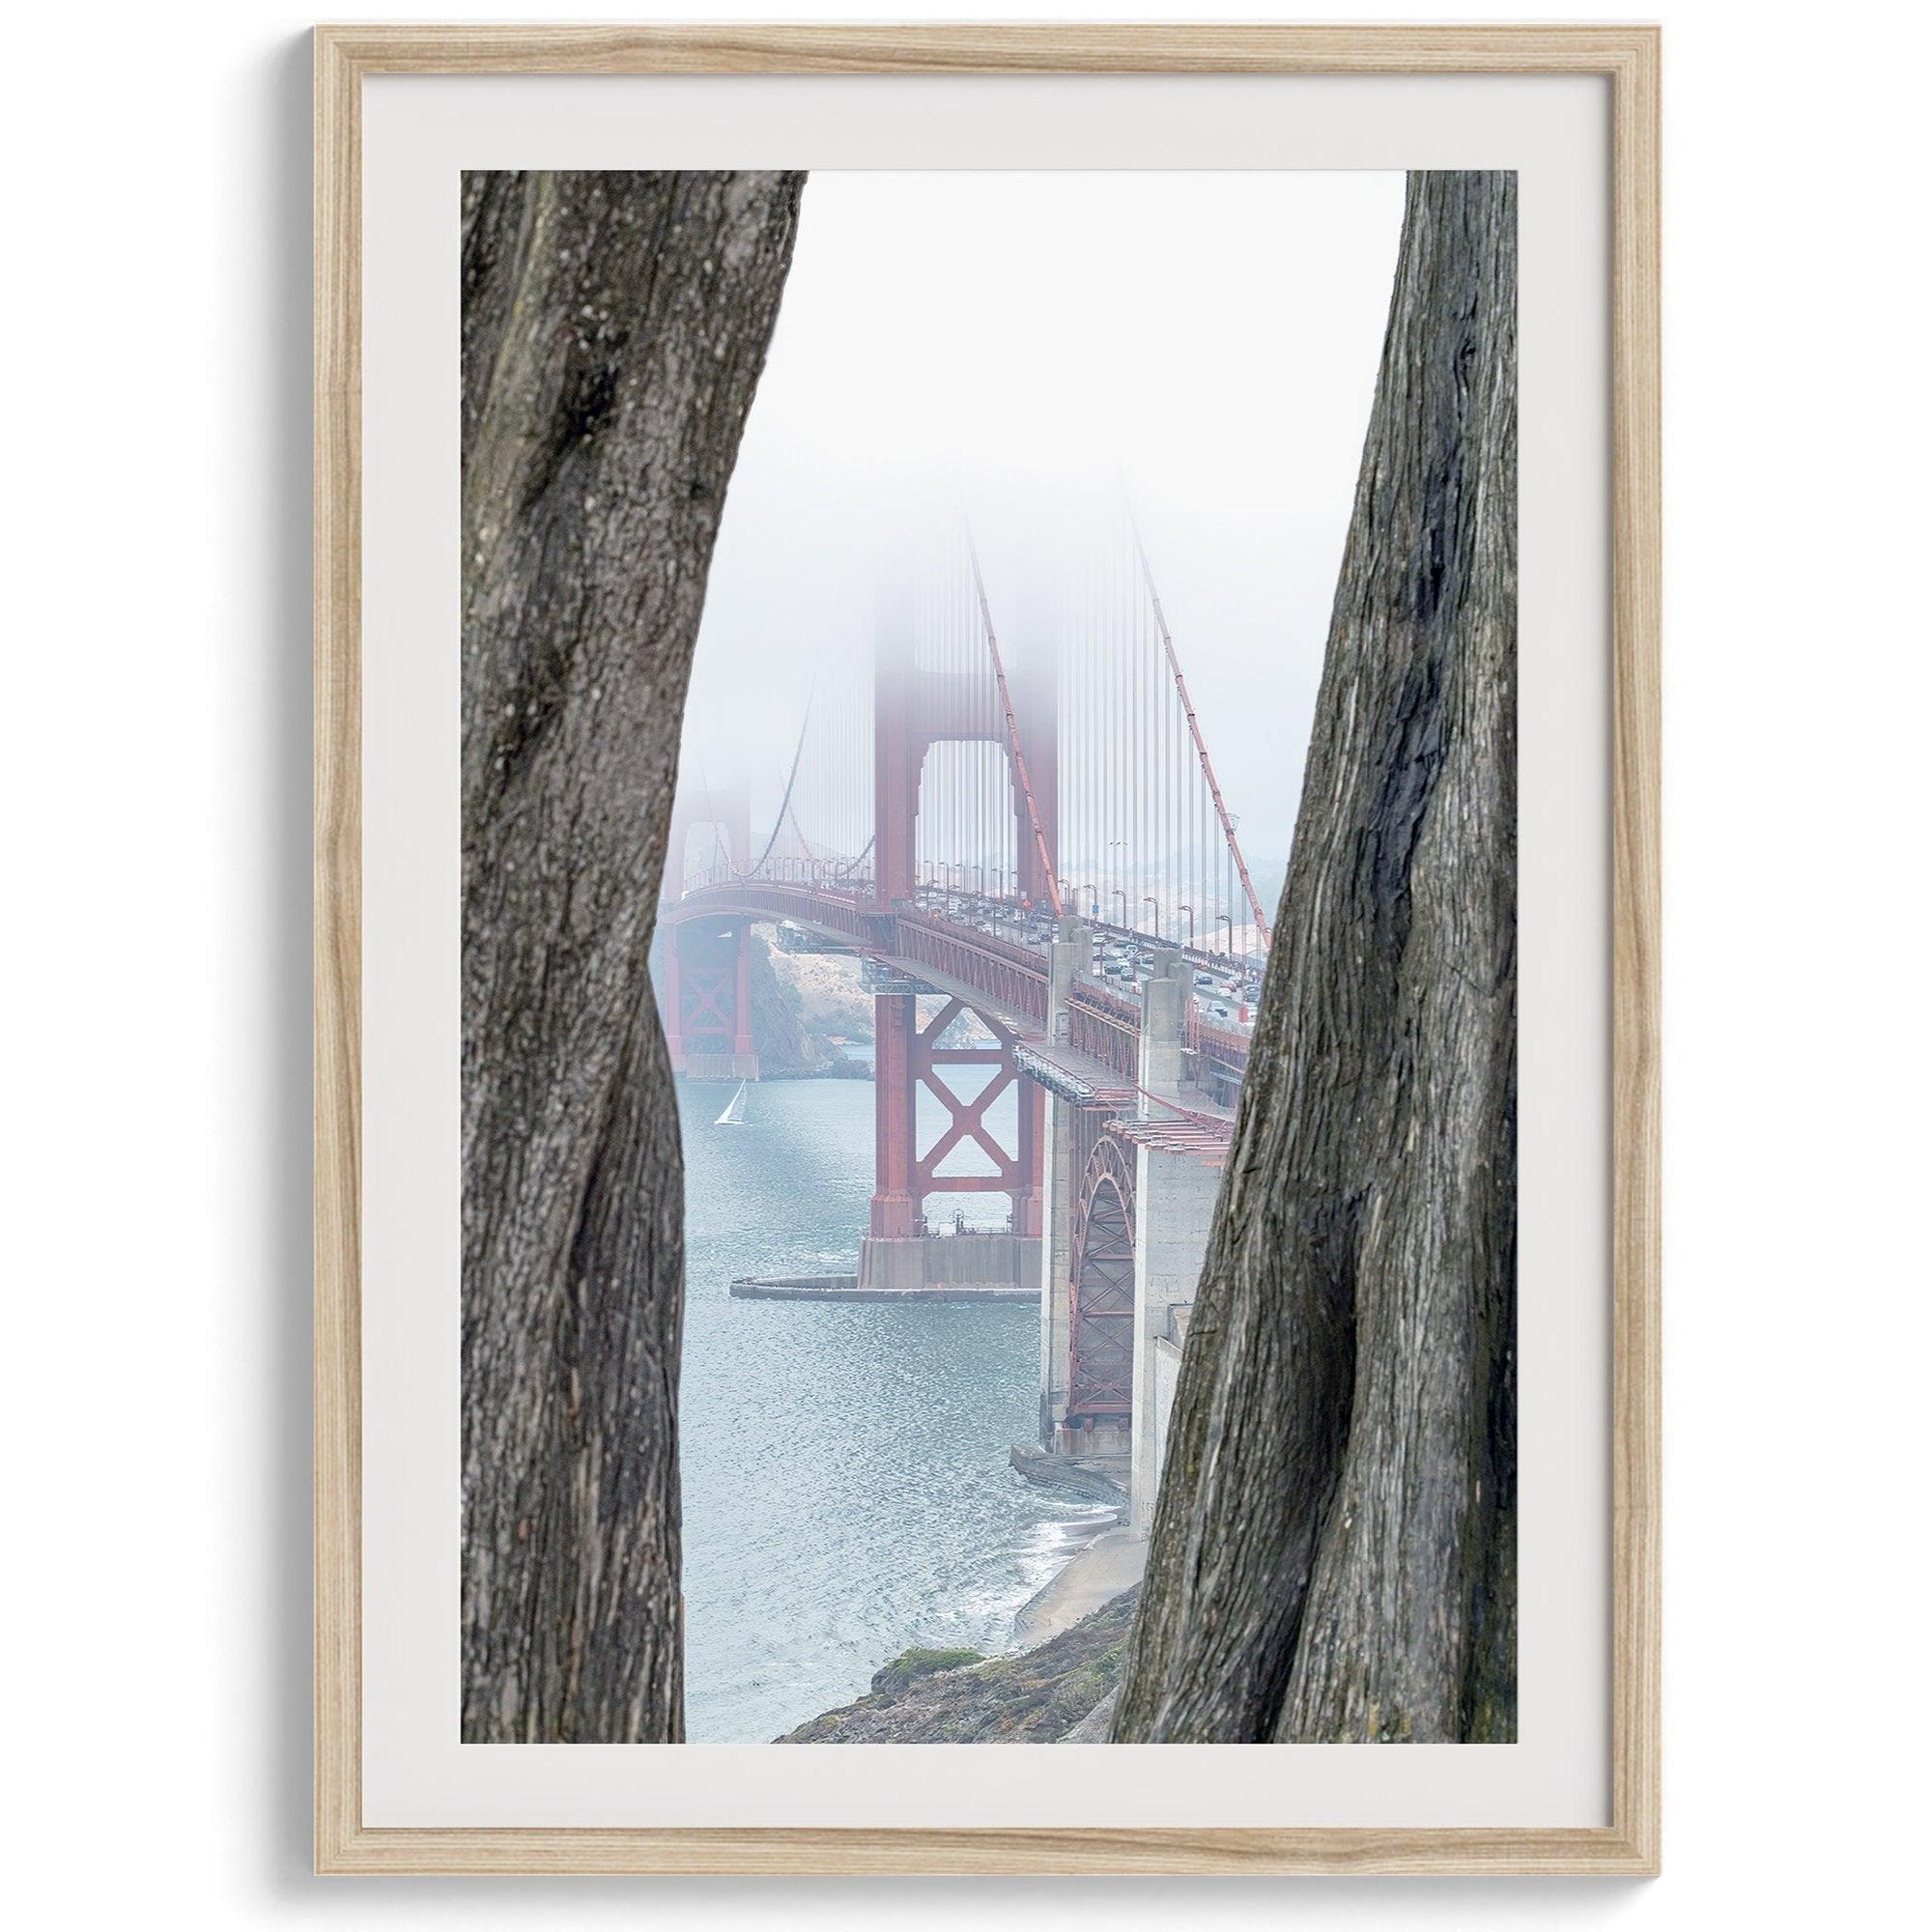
1111,887,1127,927
1143,896,1161,940
1177,902,1195,948
1072,882,1098,920
1218,910,1236,957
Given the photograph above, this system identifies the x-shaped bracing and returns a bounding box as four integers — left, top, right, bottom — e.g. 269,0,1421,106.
913,998,1024,1193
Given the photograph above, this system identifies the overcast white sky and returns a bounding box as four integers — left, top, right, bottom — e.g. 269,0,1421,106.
683,170,1405,871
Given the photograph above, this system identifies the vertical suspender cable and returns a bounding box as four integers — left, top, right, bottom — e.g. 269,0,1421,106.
966,528,1063,918
1128,533,1144,931
1129,517,1272,952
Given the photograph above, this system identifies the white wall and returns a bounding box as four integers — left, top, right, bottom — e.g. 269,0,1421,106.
8,0,1924,1922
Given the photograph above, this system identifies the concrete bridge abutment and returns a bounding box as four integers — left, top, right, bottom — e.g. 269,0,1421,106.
1127,1150,1216,1534
1023,936,1217,1521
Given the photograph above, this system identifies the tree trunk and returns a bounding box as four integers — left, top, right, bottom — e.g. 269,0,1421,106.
460,170,805,1743
1113,171,1517,1744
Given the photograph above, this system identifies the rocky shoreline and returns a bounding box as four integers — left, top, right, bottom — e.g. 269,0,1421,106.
776,1521,1148,1744
777,1585,1140,1744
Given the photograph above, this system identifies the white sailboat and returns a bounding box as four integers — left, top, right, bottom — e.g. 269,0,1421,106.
714,1080,750,1126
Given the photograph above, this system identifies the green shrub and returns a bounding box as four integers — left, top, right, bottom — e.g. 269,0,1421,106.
869,1646,985,1696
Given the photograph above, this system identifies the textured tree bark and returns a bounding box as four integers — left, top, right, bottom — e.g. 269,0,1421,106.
1112,171,1518,1744
460,170,805,1743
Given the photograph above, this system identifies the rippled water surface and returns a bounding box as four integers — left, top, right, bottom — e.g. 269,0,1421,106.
677,1071,1109,1744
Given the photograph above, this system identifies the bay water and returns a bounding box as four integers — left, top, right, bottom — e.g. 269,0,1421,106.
675,1070,1112,1743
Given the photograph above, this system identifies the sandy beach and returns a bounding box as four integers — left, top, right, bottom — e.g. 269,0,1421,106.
1010,1525,1149,1649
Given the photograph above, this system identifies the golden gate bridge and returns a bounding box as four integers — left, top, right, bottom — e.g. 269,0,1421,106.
659,522,1269,1477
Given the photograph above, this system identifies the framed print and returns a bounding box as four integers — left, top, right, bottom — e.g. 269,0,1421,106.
315,23,1660,1876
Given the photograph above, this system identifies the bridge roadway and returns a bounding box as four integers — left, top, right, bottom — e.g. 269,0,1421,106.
662,879,1246,1157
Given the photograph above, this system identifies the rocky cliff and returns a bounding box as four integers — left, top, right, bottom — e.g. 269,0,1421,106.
777,1587,1139,1743
748,934,869,1078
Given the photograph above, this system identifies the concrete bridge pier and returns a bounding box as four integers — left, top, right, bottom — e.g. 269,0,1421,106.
1137,946,1186,1090
1126,1152,1217,1533
1027,937,1215,1524
1037,1094,1076,1448
1126,947,1211,1531
1036,917,1091,1449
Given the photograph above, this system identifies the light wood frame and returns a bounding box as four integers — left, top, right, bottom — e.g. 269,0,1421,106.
315,21,1661,1878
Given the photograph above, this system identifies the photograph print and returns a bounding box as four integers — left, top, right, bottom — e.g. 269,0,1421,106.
460,166,1516,1747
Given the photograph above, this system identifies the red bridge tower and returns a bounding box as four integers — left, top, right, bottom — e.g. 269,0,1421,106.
860,630,1055,1293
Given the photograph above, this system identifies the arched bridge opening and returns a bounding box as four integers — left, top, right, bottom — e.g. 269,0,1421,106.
1064,1122,1138,1452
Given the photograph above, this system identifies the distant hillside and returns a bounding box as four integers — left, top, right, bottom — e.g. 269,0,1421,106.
768,947,875,1048
751,935,869,1077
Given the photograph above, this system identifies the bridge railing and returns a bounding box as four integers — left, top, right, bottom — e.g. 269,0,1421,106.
1187,1011,1250,1108
667,879,875,944
759,857,876,892
891,903,1050,1024
1066,981,1140,1084
894,903,1040,971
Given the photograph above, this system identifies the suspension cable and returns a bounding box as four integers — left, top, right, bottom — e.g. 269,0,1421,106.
966,529,1064,918
741,695,813,879
1128,514,1271,950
